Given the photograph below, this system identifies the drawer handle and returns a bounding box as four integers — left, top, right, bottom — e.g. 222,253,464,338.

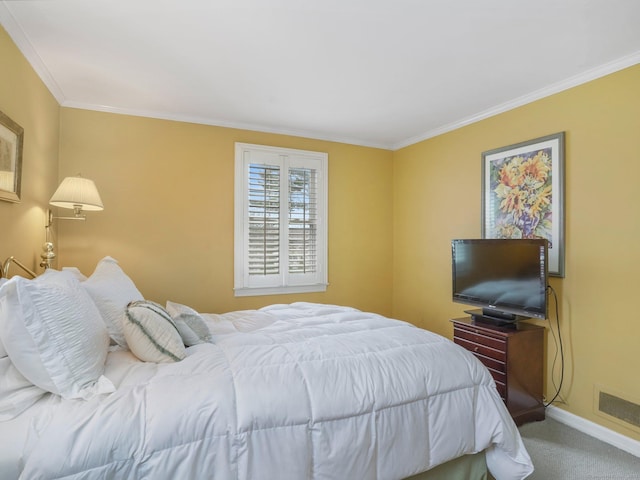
474,346,479,353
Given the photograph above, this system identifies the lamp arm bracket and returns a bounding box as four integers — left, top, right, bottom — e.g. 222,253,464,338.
46,208,87,227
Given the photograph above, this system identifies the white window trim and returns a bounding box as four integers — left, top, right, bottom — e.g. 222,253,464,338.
234,143,328,297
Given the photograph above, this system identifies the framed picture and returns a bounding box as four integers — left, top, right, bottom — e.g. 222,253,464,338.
482,132,565,277
0,110,24,203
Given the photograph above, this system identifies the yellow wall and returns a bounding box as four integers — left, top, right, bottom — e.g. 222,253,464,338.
0,27,59,273
393,64,640,441
3,21,640,444
57,108,395,316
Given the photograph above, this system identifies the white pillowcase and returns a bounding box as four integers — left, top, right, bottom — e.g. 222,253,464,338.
123,300,186,363
82,256,144,348
0,270,114,399
0,278,6,357
166,301,213,346
62,266,88,282
0,356,47,421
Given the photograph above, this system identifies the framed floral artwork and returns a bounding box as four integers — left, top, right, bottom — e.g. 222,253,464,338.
481,132,565,277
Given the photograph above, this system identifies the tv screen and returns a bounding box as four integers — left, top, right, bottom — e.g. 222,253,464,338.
451,238,548,322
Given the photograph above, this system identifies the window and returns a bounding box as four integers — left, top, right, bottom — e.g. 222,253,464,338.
234,143,328,296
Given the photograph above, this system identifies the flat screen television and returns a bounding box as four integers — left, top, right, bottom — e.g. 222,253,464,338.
451,238,548,324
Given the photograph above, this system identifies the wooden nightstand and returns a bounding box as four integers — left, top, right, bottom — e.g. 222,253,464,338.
451,317,545,426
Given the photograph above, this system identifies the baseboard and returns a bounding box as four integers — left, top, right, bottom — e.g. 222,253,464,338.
546,405,640,458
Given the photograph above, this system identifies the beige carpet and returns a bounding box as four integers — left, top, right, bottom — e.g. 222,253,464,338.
519,418,640,479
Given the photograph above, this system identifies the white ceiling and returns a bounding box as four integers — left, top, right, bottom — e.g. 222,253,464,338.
1,0,639,150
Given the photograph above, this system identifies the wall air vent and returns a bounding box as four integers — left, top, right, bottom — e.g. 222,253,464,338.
596,388,640,431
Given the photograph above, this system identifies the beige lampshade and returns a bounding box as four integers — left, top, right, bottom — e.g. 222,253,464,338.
49,176,104,211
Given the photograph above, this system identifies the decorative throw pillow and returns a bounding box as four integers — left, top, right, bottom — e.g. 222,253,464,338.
0,356,47,421
82,256,144,348
0,270,114,399
166,301,213,346
123,300,186,363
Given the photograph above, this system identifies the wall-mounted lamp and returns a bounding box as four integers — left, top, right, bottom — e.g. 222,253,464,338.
46,176,104,225
41,175,104,269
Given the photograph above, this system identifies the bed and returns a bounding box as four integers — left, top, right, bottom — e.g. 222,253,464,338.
0,256,533,479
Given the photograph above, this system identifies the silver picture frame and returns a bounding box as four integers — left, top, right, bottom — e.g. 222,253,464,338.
0,110,24,203
481,132,565,277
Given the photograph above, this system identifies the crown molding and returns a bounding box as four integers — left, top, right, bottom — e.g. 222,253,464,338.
61,101,394,150
0,1,67,103
3,0,638,153
393,51,640,150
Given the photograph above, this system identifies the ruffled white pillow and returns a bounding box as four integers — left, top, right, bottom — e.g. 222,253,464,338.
123,300,186,363
82,256,144,348
166,301,213,346
0,270,114,399
0,278,6,357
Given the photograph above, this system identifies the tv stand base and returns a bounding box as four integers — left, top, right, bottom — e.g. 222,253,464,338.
451,316,545,426
464,309,523,327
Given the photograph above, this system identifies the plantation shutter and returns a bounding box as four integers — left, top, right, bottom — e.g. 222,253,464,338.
288,167,317,275
235,143,327,296
248,164,281,276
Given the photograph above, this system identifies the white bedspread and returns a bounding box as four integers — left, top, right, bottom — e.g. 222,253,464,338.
12,303,533,479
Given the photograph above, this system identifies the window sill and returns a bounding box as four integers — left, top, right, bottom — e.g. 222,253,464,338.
234,283,328,297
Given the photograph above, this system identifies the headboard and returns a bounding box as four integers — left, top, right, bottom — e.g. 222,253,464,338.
1,256,37,279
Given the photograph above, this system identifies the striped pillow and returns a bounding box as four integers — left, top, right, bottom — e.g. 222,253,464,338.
123,301,186,363
166,301,213,346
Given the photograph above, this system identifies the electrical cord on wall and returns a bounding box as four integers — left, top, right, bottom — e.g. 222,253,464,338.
544,285,564,407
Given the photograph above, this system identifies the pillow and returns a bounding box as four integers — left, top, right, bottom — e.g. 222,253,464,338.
0,279,6,357
82,256,144,348
0,270,114,399
0,356,47,421
123,300,186,363
62,266,88,282
166,301,213,346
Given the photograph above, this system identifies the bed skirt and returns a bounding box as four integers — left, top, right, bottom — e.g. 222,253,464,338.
404,452,494,480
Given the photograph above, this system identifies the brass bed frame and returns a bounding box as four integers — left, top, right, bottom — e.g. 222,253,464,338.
1,256,37,279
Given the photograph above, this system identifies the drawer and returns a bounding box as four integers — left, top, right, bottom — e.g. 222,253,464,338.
486,366,506,385
471,351,506,373
453,336,507,363
493,378,507,400
453,326,506,352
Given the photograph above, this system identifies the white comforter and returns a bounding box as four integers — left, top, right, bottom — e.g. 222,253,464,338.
16,303,533,479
